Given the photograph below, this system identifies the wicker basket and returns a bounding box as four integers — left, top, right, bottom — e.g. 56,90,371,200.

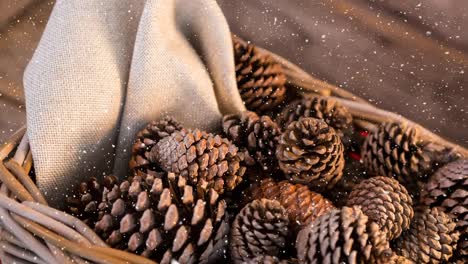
0,39,466,264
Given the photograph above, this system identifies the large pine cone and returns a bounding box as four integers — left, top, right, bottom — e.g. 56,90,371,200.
347,176,414,240
361,122,441,187
222,111,281,170
249,178,335,230
296,206,393,264
276,97,352,138
421,159,467,260
66,175,118,227
394,207,460,264
230,199,289,264
149,129,246,195
129,117,183,172
233,37,287,113
275,117,345,190
76,172,229,264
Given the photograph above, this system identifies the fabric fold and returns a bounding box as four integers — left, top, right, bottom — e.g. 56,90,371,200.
23,0,244,207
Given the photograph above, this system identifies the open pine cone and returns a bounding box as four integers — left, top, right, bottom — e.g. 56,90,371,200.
233,36,287,113
222,111,281,171
276,117,345,190
276,97,352,139
149,129,246,195
129,117,183,172
296,206,393,264
421,159,467,261
347,176,414,240
230,199,289,264
249,178,335,230
361,122,444,188
66,175,118,227
70,172,229,264
394,207,459,264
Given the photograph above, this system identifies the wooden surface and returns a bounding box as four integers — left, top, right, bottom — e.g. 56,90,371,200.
0,0,467,147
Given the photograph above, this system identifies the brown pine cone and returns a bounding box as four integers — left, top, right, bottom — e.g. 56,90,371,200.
222,111,281,170
249,178,335,230
230,199,289,264
421,159,468,260
79,172,229,264
361,122,444,188
276,97,352,138
347,176,414,240
296,206,393,264
394,207,460,264
387,254,415,264
245,255,291,264
149,129,246,195
233,36,287,113
66,175,118,227
129,117,183,172
275,117,345,190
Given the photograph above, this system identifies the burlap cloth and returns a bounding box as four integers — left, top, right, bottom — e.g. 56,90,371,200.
23,0,245,206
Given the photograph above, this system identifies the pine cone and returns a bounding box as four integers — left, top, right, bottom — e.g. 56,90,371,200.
149,129,246,195
245,255,291,264
276,97,352,138
80,172,230,264
249,178,335,230
296,206,392,264
394,207,460,264
66,175,118,226
129,117,183,172
361,122,440,188
233,37,287,113
387,254,414,264
347,176,414,240
275,117,345,190
230,199,289,264
421,159,467,260
222,111,281,170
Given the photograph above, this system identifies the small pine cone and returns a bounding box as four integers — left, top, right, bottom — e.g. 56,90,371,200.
394,207,460,264
245,255,291,264
230,199,289,264
421,159,468,260
275,117,345,190
233,37,287,113
249,178,335,230
66,175,118,226
89,172,229,264
361,122,440,187
296,206,392,264
347,176,414,240
276,97,352,138
129,117,183,172
222,111,281,170
149,129,246,194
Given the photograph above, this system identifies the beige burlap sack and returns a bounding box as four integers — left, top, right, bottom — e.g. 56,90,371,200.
24,0,245,207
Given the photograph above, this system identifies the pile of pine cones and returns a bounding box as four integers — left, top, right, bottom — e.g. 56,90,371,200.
66,37,467,264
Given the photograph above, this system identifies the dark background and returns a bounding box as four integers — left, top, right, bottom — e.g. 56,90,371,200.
1,0,467,146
